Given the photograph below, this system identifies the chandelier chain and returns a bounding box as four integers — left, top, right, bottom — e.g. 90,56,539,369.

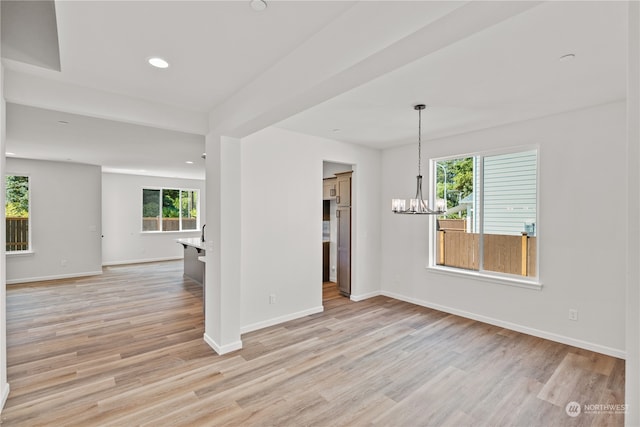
390,103,445,215
417,107,422,177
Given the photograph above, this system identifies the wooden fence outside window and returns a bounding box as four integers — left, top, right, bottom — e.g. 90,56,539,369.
6,217,28,251
142,218,198,232
436,220,537,277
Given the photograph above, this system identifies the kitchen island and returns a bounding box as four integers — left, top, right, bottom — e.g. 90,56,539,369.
176,238,206,285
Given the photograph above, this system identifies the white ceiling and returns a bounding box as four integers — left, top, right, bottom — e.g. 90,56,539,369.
52,0,356,112
277,1,627,148
6,103,205,179
1,1,628,179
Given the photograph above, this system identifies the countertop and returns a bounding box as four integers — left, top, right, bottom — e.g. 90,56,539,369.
176,237,206,250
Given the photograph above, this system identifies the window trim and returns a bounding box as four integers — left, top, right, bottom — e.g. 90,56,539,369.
6,250,35,257
5,173,32,254
427,264,542,290
141,186,200,233
428,145,540,286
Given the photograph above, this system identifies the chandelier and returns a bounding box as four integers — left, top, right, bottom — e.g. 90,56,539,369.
391,104,446,215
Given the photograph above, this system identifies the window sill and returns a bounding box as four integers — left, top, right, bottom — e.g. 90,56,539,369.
427,265,542,291
140,230,200,235
7,250,35,257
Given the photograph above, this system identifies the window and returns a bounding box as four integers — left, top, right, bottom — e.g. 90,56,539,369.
6,175,30,252
142,188,199,232
432,149,537,280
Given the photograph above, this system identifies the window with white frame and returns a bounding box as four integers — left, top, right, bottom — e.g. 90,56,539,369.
432,148,538,279
142,188,199,232
6,175,31,252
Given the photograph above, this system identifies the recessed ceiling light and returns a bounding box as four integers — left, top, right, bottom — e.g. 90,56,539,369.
6,152,15,156
559,53,576,62
57,120,69,125
148,57,170,69
186,161,194,164
250,0,267,11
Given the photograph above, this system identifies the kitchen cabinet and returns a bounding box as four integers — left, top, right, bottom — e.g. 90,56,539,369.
335,172,351,207
323,178,337,200
337,207,351,296
322,170,352,296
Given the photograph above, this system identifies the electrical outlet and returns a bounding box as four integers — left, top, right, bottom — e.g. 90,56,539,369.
269,294,276,304
569,309,578,321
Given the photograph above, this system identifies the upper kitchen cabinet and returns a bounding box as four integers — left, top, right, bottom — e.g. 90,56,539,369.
335,171,352,207
323,177,337,200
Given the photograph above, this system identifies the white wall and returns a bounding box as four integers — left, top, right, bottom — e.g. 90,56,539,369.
239,126,381,332
6,158,102,284
0,55,10,410
381,101,627,357
626,2,640,423
101,173,205,265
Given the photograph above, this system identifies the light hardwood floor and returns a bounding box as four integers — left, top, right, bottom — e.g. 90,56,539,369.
2,261,625,426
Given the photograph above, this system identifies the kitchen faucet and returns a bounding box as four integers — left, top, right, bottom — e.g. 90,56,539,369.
201,224,206,242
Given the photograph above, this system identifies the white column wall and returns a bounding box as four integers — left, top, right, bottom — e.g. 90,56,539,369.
203,134,242,354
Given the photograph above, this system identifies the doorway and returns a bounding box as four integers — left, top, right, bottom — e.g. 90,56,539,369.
322,161,353,302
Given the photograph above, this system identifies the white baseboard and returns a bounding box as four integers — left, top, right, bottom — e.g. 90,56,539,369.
102,256,182,267
240,306,324,334
350,290,382,302
203,333,243,355
0,383,9,413
6,270,103,285
381,290,626,359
